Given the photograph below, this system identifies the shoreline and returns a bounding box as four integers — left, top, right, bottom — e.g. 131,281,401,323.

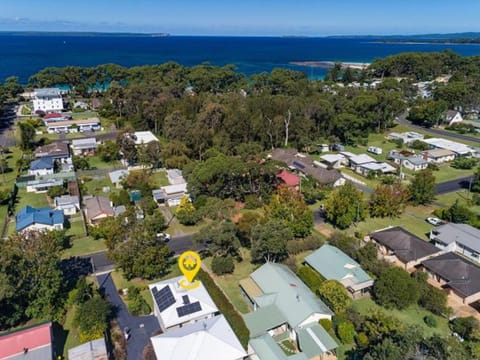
290,61,370,69
372,40,480,46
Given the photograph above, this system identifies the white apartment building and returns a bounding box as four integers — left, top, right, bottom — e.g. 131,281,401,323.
32,88,64,113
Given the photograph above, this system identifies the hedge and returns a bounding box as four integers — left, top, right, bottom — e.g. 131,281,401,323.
197,269,250,348
297,265,325,291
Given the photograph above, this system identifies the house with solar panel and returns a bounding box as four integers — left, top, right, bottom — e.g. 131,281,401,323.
149,276,220,332
240,262,338,360
304,244,374,298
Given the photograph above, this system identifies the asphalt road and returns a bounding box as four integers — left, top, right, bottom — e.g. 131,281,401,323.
84,234,203,274
97,273,160,360
435,175,474,195
396,112,480,144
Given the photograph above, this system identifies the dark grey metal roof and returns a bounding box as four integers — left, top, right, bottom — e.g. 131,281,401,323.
421,252,480,297
371,226,440,263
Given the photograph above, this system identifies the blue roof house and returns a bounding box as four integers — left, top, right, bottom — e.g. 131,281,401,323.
16,206,64,232
28,157,55,176
304,244,374,298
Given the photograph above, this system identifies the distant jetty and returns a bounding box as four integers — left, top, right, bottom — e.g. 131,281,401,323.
290,61,370,69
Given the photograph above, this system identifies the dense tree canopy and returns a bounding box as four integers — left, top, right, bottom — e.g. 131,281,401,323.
325,183,365,229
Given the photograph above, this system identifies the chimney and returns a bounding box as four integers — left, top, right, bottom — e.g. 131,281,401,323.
423,152,428,161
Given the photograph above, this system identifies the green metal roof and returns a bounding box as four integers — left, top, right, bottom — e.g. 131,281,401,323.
254,293,278,307
244,305,286,338
249,263,333,328
297,322,338,358
249,335,309,360
304,244,372,286
249,335,289,360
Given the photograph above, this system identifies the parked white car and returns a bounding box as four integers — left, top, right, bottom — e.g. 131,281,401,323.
157,232,171,242
426,217,443,226
367,146,383,155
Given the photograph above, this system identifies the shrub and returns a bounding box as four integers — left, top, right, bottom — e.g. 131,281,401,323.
197,269,249,348
211,256,235,275
126,286,151,316
356,332,369,348
373,267,420,309
297,265,324,291
286,235,324,255
427,162,439,171
74,297,111,342
337,321,355,344
318,280,351,313
451,157,477,170
424,315,437,328
47,185,66,198
450,316,480,341
319,318,333,332
244,194,263,209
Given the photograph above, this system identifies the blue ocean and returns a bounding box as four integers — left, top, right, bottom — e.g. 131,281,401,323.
2,34,480,82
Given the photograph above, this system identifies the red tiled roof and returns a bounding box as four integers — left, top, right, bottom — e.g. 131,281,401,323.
276,170,300,187
0,322,52,359
44,113,63,119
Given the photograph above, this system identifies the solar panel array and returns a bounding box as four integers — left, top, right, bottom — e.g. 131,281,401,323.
182,295,190,304
152,286,175,312
176,301,202,317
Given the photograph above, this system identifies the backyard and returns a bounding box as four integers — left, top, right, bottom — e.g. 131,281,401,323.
352,297,450,338
203,249,258,314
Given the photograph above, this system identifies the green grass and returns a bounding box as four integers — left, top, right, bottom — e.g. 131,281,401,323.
70,110,98,120
14,188,49,210
329,204,435,240
61,306,82,358
151,170,170,187
340,168,380,190
62,236,107,258
88,156,122,170
82,176,113,196
352,297,450,338
203,249,258,314
65,215,86,238
431,164,475,183
167,218,209,236
435,190,480,213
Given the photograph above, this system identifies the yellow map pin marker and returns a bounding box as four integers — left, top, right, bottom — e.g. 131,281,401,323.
178,251,201,290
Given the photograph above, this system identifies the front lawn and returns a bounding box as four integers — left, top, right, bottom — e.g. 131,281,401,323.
431,164,474,184
352,297,450,338
62,236,106,258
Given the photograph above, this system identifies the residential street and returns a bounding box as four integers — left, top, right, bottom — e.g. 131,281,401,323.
396,112,480,145
97,273,160,360
435,175,474,195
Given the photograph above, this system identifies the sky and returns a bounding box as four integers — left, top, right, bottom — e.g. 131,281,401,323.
1,0,480,36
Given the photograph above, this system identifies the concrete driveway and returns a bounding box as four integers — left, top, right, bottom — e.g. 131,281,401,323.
97,273,160,360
